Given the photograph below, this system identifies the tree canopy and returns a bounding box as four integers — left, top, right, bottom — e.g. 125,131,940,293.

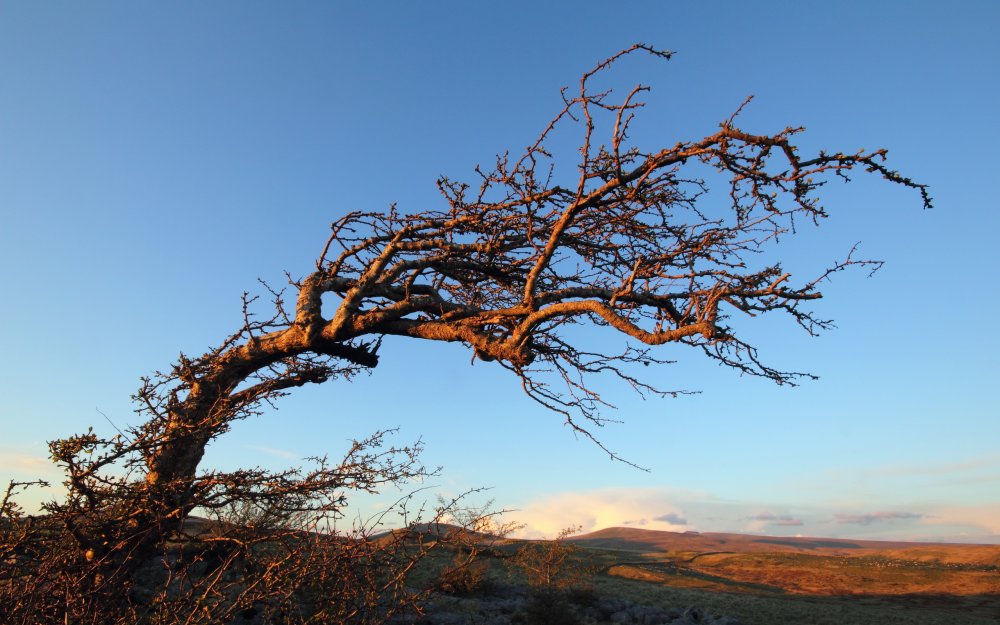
3,44,929,624
140,45,928,482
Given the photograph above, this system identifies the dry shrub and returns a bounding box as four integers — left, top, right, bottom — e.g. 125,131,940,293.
511,526,597,624
0,436,498,625
435,551,489,596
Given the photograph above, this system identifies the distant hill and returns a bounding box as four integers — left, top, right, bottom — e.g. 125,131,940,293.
175,518,999,621
567,526,1000,566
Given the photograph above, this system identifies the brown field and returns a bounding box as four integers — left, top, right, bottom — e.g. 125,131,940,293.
556,527,1000,624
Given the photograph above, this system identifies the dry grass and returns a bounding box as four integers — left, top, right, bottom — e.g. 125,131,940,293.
558,528,1000,625
687,552,1000,596
594,573,1000,625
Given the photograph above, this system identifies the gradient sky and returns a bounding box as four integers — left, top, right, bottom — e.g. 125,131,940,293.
1,2,998,543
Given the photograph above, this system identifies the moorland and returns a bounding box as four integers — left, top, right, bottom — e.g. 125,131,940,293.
429,526,1000,625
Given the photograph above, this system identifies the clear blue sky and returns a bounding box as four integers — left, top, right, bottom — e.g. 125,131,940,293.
1,2,997,542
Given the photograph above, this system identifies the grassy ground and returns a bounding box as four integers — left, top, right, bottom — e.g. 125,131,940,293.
560,542,1000,625
593,574,1000,625
13,515,994,624
418,539,1000,624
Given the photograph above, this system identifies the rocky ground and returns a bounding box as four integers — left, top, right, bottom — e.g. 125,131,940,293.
405,585,743,625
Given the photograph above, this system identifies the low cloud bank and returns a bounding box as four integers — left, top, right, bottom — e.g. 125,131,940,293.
835,511,925,526
510,488,696,539
654,512,689,525
509,488,1000,544
748,512,804,527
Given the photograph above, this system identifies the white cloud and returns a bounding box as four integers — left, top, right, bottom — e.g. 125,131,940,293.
245,444,300,461
748,512,804,527
509,487,699,539
1,453,51,474
835,511,926,526
0,447,65,513
654,512,688,525
507,487,1000,544
863,454,1000,479
922,502,1000,537
0,445,63,483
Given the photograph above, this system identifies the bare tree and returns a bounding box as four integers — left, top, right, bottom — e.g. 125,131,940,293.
2,44,928,622
139,42,924,512
511,526,590,593
2,442,500,624
511,526,596,625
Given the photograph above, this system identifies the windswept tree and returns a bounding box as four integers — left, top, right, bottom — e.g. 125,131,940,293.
2,45,928,622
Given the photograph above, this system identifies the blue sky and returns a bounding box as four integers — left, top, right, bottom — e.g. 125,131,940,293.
1,2,998,542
